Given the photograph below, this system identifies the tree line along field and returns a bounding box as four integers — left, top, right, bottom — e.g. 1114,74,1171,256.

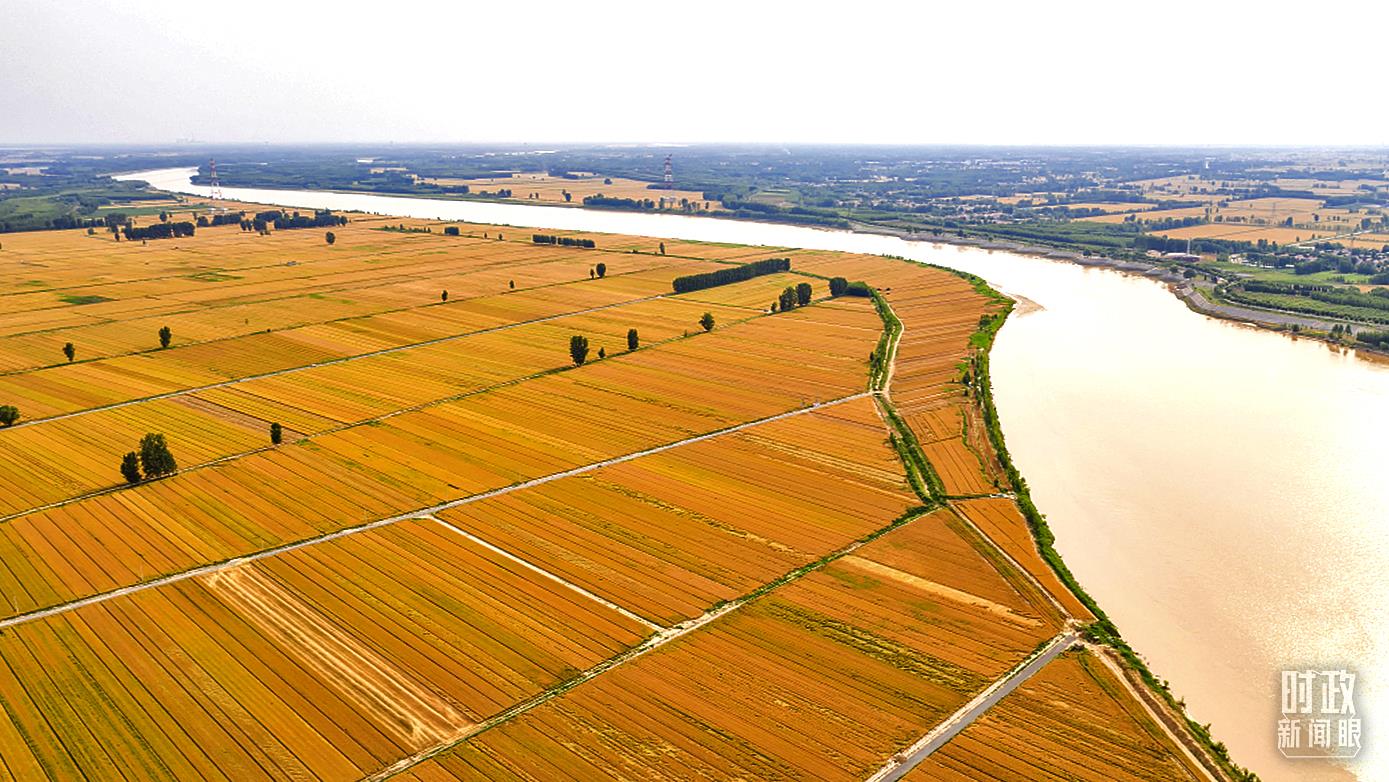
0,213,1195,780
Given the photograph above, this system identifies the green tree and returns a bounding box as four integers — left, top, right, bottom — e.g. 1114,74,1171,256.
441,290,448,302
508,280,515,289
62,342,75,362
270,422,283,445
159,211,168,222
659,242,666,255
138,433,177,478
626,328,639,351
120,452,142,484
598,346,606,359
778,286,797,312
326,231,336,245
796,282,812,306
569,335,590,366
596,262,606,278
700,312,715,332
158,325,172,349
829,277,848,297
0,405,18,427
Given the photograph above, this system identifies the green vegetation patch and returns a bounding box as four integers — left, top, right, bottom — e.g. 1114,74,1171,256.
59,293,113,305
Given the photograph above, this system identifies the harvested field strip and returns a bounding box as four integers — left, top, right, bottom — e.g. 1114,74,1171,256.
953,498,1094,620
0,290,668,426
904,650,1204,782
0,520,649,781
0,388,872,627
426,517,664,633
390,506,1069,780
920,437,995,496
436,397,913,625
836,556,1041,628
0,228,693,372
203,566,476,749
0,295,764,518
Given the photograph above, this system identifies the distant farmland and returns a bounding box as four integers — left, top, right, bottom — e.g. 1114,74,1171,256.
0,209,1208,780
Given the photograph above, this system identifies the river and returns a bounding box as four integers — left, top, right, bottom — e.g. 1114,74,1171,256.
118,167,1388,781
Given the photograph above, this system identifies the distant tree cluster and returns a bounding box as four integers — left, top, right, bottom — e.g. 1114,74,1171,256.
196,211,245,227
443,226,461,236
672,258,790,295
773,283,813,311
533,234,596,249
272,210,348,230
123,222,195,240
1356,329,1389,348
777,286,797,312
582,195,655,211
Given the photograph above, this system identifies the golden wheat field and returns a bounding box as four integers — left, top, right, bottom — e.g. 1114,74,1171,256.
419,173,718,211
905,649,1207,781
0,210,1188,780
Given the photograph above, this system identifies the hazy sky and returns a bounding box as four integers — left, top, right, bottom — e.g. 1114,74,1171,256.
3,0,1386,147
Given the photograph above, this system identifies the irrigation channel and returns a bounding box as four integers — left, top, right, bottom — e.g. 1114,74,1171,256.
119,167,1389,781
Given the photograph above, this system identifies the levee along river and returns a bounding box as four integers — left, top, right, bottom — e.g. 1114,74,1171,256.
119,167,1389,781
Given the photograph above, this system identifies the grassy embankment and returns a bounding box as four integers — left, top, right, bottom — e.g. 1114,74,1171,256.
850,255,1258,781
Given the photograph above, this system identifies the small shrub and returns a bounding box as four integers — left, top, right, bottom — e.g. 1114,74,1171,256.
0,405,18,427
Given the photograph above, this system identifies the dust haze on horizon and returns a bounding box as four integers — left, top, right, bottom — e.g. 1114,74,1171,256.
3,0,1387,148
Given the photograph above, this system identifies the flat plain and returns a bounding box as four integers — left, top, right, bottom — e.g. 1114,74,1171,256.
0,210,1198,780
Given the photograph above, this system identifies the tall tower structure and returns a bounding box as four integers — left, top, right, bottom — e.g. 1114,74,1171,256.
208,158,224,201
663,154,673,187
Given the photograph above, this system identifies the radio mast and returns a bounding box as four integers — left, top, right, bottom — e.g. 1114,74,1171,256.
208,158,224,201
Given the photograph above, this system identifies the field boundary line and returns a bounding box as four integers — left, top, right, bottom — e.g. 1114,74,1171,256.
2,293,665,431
0,247,698,372
864,628,1080,782
946,500,1072,621
0,300,782,526
423,514,664,633
0,392,868,632
367,503,938,781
